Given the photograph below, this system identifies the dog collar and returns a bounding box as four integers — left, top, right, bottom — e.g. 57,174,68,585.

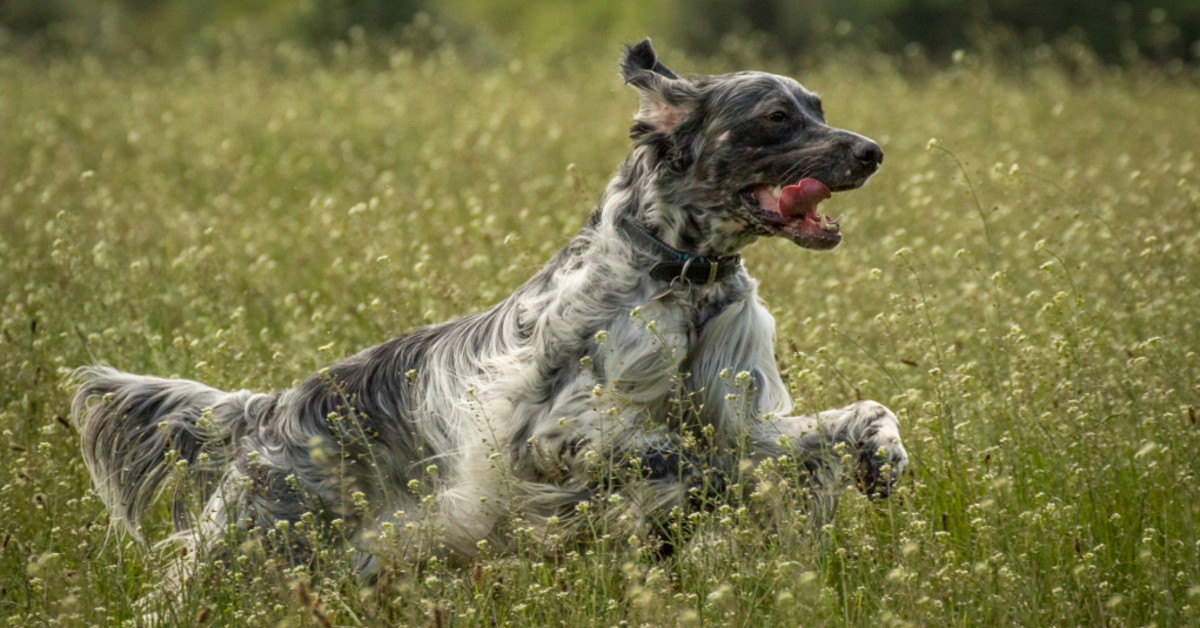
616,216,741,285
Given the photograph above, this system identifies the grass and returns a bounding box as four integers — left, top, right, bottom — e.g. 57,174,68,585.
1,39,1198,626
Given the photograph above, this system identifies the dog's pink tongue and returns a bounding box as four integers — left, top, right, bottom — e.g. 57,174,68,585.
779,178,832,218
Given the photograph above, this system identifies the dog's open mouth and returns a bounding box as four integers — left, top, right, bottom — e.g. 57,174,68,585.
747,178,843,250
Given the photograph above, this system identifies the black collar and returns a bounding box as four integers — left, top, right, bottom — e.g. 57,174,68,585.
616,215,741,285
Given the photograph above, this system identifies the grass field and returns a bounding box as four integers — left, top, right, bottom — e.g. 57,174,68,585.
1,40,1199,626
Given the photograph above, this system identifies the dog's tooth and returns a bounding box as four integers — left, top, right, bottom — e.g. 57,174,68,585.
772,185,782,197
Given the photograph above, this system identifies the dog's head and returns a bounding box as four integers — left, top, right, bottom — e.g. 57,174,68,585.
620,39,883,255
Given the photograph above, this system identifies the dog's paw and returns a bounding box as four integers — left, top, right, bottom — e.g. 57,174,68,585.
856,436,908,499
837,401,908,498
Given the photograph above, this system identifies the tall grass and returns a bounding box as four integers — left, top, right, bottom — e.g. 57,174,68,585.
1,41,1197,625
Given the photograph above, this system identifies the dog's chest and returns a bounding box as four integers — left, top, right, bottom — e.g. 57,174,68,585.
595,288,737,400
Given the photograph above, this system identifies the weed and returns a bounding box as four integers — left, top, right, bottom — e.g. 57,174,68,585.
0,42,1197,625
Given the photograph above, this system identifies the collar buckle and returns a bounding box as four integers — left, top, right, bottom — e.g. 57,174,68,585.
616,215,741,286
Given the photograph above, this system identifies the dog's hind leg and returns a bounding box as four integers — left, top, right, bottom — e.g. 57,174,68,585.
599,441,728,557
511,410,725,557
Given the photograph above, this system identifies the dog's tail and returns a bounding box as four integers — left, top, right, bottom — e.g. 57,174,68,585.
70,365,271,539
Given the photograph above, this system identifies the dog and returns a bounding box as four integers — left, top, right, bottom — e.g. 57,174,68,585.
72,39,907,578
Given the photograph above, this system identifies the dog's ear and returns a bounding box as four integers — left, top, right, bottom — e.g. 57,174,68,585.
621,38,696,137
622,38,679,80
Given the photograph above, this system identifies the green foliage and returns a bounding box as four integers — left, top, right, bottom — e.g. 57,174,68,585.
296,0,426,45
0,0,69,36
440,0,663,57
670,0,1200,65
3,0,1197,66
1,39,1198,625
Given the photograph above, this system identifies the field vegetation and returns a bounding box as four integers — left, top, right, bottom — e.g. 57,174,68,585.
1,31,1199,626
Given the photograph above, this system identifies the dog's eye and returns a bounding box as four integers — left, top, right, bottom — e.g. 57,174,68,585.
765,111,791,123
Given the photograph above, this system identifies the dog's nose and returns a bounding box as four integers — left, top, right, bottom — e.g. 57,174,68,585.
853,140,884,169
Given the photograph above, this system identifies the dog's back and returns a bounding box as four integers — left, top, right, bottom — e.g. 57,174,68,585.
70,306,518,554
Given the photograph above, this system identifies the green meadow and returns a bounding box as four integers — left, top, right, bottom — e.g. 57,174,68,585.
1,39,1198,625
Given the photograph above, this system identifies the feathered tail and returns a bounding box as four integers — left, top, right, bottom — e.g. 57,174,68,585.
70,366,268,538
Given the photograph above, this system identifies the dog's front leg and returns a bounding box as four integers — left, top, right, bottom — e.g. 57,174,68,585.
689,294,906,507
750,401,908,502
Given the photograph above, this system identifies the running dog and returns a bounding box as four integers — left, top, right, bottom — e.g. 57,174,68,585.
72,39,907,576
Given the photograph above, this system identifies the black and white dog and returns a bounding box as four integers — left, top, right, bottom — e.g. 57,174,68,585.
73,40,907,575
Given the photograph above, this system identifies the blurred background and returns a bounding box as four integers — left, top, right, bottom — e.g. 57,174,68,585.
2,0,1197,68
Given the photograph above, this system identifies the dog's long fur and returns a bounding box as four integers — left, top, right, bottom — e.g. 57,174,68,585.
72,40,907,577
